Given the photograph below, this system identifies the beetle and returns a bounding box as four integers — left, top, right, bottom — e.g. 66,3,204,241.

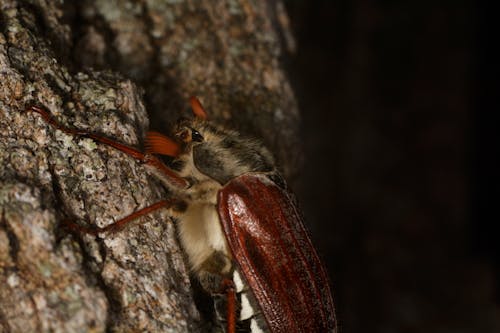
28,97,337,333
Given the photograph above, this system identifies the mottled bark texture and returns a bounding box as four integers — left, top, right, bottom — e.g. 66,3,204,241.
0,1,298,332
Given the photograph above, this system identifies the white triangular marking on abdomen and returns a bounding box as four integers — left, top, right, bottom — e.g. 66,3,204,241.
250,318,265,333
233,270,245,293
240,293,255,320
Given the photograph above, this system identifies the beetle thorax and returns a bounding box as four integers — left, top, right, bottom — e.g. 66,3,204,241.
173,119,276,187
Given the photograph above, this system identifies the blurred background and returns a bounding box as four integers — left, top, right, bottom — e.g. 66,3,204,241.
284,0,500,332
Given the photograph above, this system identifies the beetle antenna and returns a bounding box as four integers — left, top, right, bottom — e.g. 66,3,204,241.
189,96,208,120
146,131,181,157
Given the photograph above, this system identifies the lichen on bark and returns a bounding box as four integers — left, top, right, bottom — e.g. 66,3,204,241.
1,0,299,332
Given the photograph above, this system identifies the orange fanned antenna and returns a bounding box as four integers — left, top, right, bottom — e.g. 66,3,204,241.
190,96,208,120
145,131,181,157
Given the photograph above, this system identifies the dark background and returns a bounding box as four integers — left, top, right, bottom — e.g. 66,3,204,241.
284,0,500,332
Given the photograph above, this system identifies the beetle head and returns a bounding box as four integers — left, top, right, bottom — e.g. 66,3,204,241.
171,98,275,185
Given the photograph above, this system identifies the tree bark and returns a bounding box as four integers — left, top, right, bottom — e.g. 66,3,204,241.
0,0,298,332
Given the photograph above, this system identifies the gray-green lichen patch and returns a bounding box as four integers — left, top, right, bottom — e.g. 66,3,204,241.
1,1,199,331
0,182,108,333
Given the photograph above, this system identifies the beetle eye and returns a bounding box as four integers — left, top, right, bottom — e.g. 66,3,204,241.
191,129,204,142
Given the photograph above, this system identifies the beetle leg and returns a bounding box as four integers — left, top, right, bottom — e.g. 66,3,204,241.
27,105,188,188
197,252,238,333
62,199,183,236
199,272,237,333
28,105,147,159
220,278,237,333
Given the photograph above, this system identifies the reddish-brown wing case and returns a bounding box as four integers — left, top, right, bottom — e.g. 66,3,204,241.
218,173,336,332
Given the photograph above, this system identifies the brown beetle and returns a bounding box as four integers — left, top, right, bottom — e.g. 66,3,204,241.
28,98,336,333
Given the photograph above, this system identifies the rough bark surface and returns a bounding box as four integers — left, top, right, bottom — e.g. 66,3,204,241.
0,0,298,332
